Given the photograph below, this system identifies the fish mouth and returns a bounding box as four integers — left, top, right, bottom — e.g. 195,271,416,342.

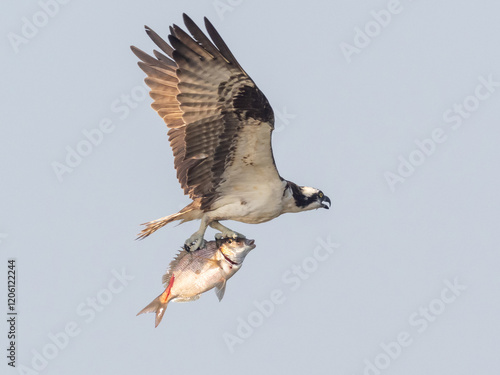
245,239,256,249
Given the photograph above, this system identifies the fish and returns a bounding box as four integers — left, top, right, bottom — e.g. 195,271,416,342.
137,237,256,327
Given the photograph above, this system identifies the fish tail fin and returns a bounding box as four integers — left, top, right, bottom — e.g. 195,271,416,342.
136,295,169,328
136,202,202,239
137,275,175,327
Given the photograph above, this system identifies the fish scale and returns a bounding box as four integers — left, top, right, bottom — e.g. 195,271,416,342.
137,238,255,327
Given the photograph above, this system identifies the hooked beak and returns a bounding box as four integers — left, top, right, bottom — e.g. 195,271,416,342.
321,195,331,209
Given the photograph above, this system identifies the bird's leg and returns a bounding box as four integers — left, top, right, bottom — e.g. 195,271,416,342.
209,221,246,240
184,216,209,251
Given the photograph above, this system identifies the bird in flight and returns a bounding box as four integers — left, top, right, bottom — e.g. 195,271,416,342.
131,14,330,250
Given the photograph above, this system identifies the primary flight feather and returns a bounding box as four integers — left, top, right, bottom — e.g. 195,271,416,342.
131,14,330,250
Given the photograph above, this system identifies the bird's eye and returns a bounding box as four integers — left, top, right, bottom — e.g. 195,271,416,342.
227,239,233,244
318,192,324,198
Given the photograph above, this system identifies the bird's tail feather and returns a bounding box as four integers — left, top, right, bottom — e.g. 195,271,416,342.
136,202,201,240
137,212,185,239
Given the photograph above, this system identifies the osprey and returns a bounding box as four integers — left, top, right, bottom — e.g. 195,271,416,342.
131,14,330,250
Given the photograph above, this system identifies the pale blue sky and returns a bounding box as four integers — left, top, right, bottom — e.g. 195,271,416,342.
1,1,500,374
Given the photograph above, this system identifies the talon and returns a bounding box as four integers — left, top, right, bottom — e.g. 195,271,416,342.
184,235,205,252
227,231,245,239
216,231,246,240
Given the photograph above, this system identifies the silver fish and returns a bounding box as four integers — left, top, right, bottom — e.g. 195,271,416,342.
138,238,255,327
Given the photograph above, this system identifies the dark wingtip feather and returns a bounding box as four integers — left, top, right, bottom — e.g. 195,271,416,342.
183,14,199,31
182,13,193,25
152,49,176,67
130,45,151,62
182,15,221,59
145,26,175,58
131,45,174,69
203,17,243,70
203,17,219,38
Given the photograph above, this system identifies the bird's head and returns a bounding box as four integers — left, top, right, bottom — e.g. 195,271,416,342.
284,182,331,213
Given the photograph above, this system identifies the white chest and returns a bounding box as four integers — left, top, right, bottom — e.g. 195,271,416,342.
207,121,286,223
209,175,286,223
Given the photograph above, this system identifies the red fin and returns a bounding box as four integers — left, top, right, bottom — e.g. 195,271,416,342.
161,274,175,303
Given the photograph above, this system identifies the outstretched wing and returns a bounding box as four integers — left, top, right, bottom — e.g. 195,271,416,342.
131,14,280,210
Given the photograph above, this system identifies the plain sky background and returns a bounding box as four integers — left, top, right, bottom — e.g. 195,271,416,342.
1,0,500,374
